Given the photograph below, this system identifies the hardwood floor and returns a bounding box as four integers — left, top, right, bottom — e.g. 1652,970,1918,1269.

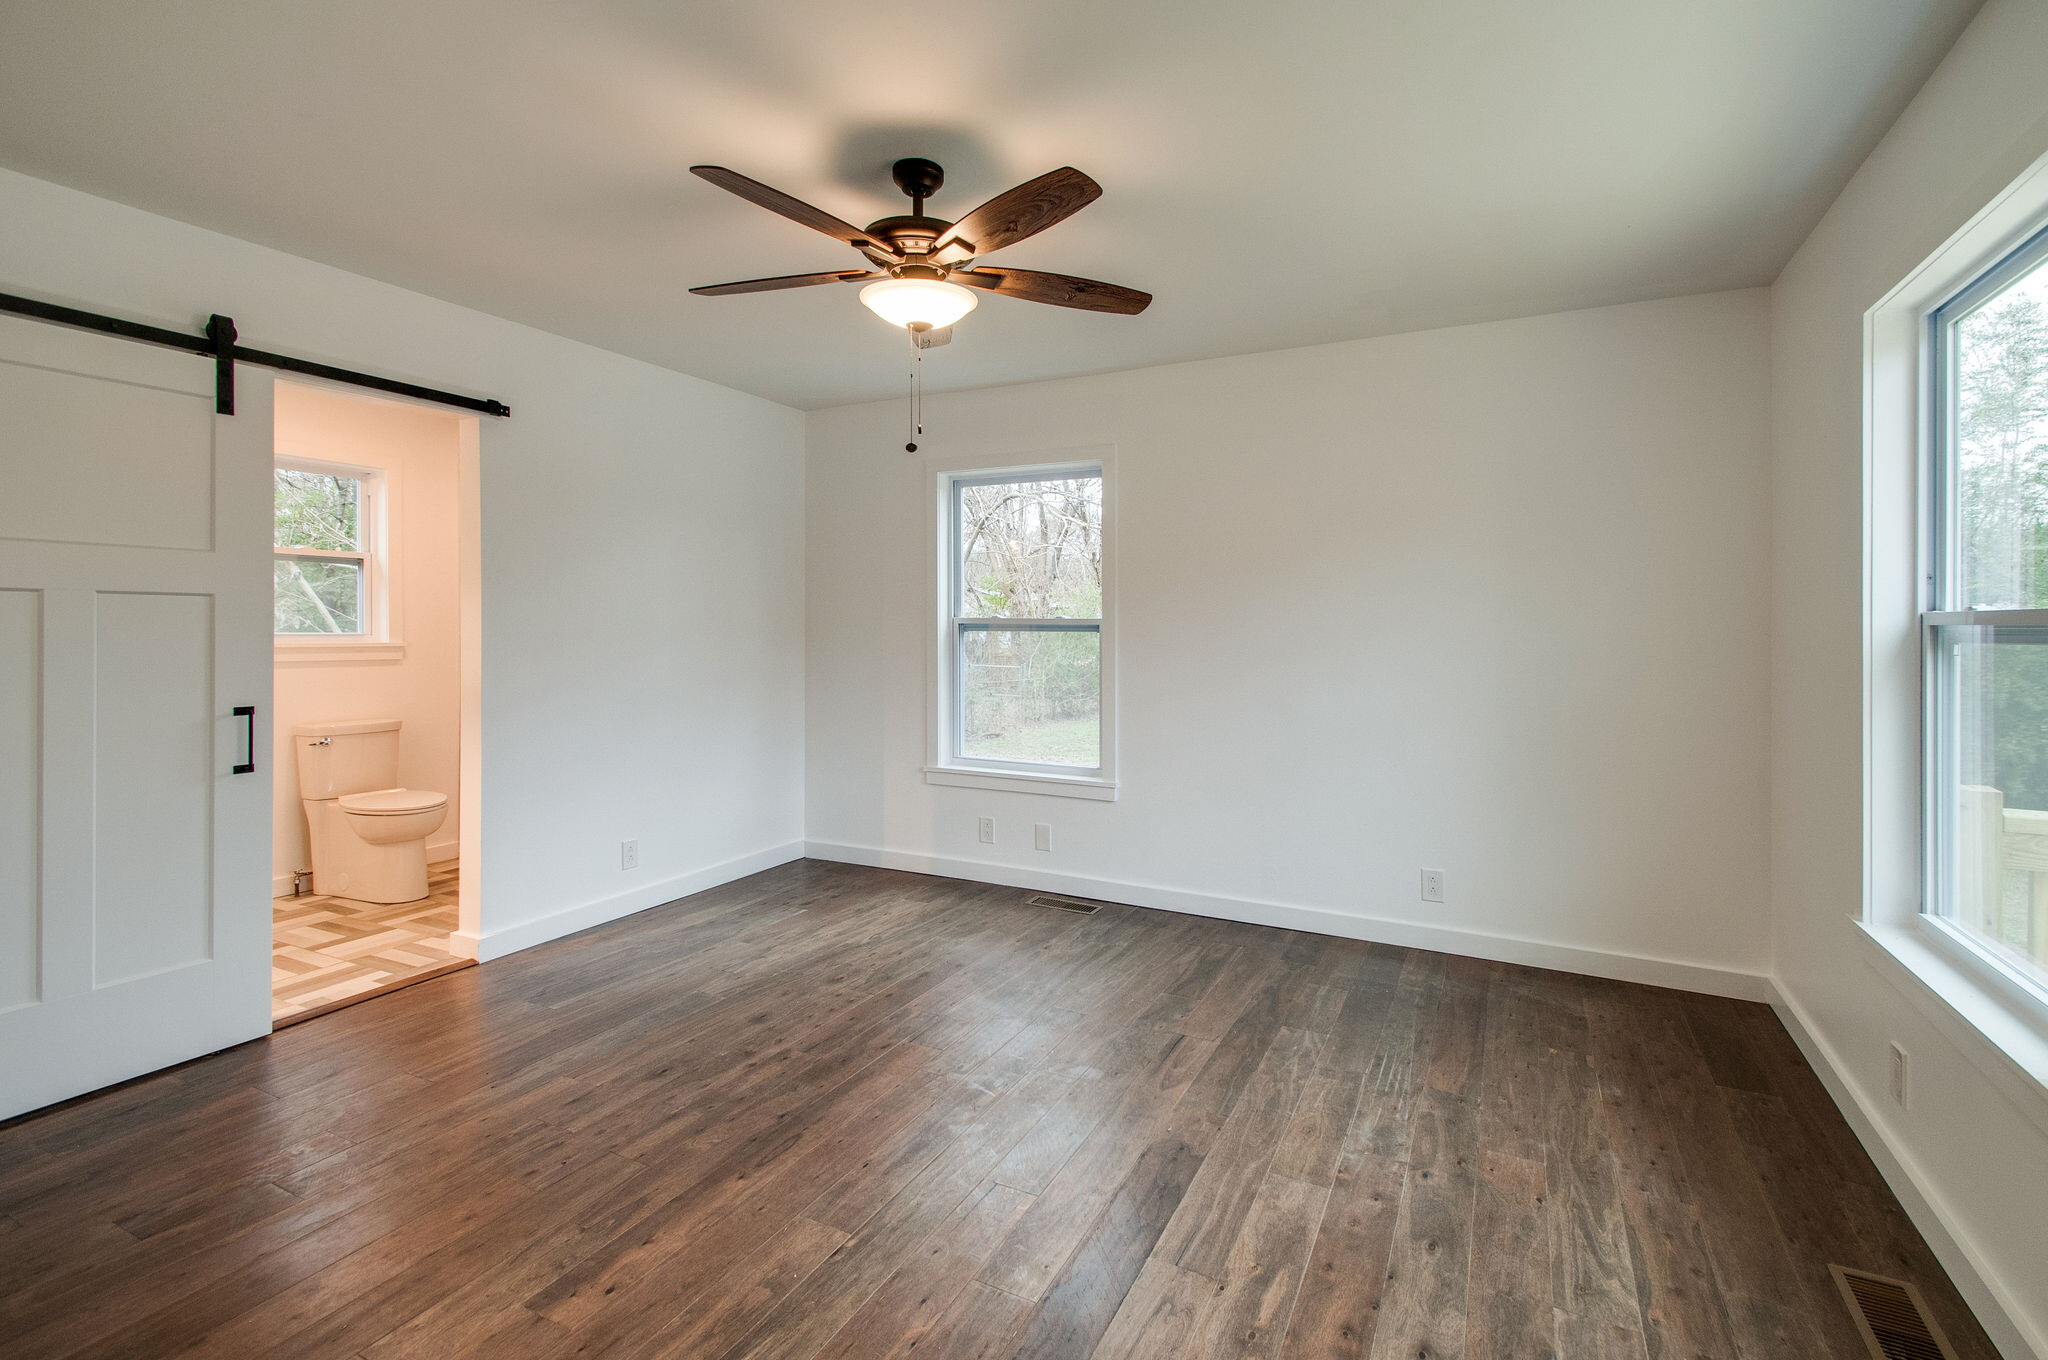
0,860,2003,1359
271,861,466,1024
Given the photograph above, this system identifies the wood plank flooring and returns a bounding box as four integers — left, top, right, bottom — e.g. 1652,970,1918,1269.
271,862,465,1023
0,860,2004,1359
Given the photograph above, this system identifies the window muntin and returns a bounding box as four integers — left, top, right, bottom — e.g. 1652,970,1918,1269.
947,469,1103,772
274,461,376,636
1927,225,2048,997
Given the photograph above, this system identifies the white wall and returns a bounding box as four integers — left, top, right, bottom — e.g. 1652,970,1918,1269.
271,383,463,893
1771,2,2048,1355
806,289,1774,996
0,166,807,959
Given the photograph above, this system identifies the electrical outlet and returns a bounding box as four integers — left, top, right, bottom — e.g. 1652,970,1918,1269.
1420,869,1445,903
1034,823,1052,852
621,839,638,871
1889,1042,1908,1108
978,816,996,845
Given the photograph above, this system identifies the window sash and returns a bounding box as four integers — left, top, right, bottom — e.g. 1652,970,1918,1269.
274,466,368,552
1924,619,2048,991
950,469,1103,620
951,620,1102,774
1926,220,2048,614
273,554,367,636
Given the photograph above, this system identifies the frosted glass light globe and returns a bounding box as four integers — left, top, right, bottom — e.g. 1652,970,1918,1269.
859,277,978,329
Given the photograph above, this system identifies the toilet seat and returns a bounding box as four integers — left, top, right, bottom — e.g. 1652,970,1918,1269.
338,787,448,817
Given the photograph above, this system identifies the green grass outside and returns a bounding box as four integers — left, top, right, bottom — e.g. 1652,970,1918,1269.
964,716,1100,767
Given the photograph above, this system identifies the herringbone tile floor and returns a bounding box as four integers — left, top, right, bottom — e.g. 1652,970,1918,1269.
270,861,464,1023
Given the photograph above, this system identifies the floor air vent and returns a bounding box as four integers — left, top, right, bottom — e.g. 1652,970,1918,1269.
1830,1265,1959,1360
1025,893,1102,914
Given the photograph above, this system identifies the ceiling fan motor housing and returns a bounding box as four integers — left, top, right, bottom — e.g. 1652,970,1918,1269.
862,219,951,267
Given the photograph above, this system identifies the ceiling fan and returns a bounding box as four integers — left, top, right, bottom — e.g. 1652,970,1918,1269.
688,157,1152,343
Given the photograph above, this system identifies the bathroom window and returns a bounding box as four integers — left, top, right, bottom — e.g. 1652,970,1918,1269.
275,458,382,637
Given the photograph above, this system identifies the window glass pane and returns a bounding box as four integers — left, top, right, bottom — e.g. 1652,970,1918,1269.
1955,254,2048,609
1937,624,2048,989
274,557,363,634
958,475,1102,618
960,627,1099,767
275,468,362,552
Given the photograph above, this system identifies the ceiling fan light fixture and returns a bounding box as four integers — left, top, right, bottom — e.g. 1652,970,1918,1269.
860,277,978,330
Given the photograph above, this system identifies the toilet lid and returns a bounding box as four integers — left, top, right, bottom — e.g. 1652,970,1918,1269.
338,787,447,816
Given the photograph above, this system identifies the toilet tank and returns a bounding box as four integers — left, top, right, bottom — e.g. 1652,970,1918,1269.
294,719,402,799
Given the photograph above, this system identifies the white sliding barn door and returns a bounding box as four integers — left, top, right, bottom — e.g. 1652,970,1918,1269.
0,312,273,1121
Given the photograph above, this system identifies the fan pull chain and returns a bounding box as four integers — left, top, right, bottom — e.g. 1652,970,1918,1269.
905,325,924,452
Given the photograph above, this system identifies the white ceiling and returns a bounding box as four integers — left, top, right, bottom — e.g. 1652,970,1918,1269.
0,0,1981,409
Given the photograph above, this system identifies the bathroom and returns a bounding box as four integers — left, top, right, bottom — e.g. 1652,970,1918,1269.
269,381,470,1024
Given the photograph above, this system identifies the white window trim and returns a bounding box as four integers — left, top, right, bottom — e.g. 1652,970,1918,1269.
1866,147,2048,1086
273,450,404,662
925,448,1118,801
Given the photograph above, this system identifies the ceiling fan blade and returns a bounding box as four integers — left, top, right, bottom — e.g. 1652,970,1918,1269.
690,166,898,255
929,168,1101,265
951,267,1150,315
689,270,875,296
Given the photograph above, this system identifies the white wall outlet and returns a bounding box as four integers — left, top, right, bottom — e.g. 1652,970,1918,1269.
978,816,996,845
621,839,638,871
1420,869,1446,903
1034,823,1052,852
1888,1042,1908,1108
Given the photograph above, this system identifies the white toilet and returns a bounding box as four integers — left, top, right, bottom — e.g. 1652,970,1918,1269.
294,719,449,903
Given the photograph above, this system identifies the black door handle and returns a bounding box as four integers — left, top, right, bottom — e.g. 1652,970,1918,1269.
233,705,255,774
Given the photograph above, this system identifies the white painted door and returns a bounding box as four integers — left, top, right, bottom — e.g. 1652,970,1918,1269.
0,312,273,1121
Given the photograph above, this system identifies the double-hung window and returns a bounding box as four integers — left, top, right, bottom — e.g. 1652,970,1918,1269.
933,465,1112,795
274,458,380,637
1925,221,2048,1003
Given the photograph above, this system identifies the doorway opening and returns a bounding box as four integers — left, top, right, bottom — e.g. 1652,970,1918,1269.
267,381,481,1025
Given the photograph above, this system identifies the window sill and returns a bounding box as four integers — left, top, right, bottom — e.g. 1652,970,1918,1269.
274,639,405,665
1853,918,2048,1139
923,766,1118,801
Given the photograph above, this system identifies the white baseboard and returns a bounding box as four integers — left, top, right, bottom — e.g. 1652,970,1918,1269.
452,840,806,963
1769,982,2044,1360
802,841,1775,1002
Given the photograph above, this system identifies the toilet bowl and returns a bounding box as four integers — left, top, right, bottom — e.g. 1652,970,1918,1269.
295,720,449,903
